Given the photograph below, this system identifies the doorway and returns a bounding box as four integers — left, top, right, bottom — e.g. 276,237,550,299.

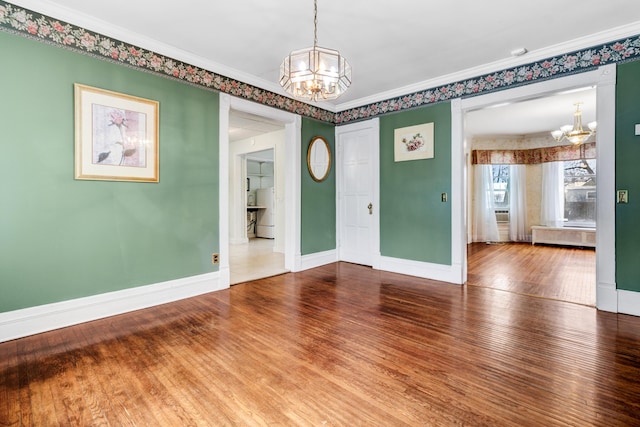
218,94,302,288
336,118,380,267
452,65,617,311
464,89,597,305
229,147,287,284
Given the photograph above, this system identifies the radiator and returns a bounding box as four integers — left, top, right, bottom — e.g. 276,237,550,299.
531,226,595,247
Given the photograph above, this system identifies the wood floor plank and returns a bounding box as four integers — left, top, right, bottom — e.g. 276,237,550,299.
1,262,639,425
0,340,20,426
17,336,60,425
467,242,595,305
73,327,138,426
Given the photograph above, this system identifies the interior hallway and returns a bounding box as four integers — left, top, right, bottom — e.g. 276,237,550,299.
467,242,596,306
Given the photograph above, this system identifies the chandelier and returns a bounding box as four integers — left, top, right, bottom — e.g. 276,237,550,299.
279,0,351,102
551,103,597,145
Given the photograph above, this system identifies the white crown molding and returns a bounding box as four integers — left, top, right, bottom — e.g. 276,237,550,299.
7,0,292,99
6,2,639,116
7,0,339,113
335,21,640,112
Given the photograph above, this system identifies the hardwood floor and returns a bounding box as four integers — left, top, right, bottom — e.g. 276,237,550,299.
2,262,639,426
467,242,596,306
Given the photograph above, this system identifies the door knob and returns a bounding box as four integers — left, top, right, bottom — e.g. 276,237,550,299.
367,202,373,215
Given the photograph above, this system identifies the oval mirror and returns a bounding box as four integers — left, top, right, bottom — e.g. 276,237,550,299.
307,136,331,182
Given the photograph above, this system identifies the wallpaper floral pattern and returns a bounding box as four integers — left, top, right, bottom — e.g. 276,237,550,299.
334,37,640,124
1,0,640,125
0,1,335,123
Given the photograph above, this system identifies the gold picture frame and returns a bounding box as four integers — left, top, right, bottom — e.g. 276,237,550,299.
394,122,434,162
74,84,159,182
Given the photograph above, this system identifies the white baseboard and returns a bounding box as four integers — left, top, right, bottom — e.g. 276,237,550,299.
378,256,464,285
597,281,618,312
298,249,338,271
618,289,640,316
0,272,225,343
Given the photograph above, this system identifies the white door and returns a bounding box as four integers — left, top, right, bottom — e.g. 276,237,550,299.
336,118,379,266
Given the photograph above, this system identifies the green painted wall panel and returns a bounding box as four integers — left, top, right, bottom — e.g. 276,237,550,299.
615,61,640,292
6,21,640,315
379,103,452,265
0,31,219,312
301,118,336,255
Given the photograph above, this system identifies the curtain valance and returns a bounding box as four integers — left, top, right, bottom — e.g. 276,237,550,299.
471,142,595,165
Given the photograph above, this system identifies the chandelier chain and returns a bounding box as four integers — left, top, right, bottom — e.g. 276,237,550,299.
313,0,318,48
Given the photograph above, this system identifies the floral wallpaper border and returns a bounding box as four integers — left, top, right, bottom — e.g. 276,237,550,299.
335,38,640,124
472,142,596,165
1,1,639,125
0,1,335,123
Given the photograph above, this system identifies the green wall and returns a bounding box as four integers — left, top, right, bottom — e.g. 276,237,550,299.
301,118,336,255
5,18,640,315
0,31,219,312
379,103,452,265
615,60,640,292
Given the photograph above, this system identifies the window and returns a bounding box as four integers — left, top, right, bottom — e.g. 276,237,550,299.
492,165,510,223
492,165,509,208
564,159,596,227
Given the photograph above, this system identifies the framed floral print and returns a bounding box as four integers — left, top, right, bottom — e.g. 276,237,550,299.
74,84,159,182
394,122,434,162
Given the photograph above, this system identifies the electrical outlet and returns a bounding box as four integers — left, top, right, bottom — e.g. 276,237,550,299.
212,253,219,264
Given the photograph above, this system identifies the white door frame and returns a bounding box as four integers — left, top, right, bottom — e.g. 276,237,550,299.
335,117,381,268
219,94,302,288
451,64,617,311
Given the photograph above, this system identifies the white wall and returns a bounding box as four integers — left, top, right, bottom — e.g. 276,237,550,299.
229,129,286,252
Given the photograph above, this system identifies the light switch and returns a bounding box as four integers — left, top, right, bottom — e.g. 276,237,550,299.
441,192,448,202
635,124,640,136
617,190,628,204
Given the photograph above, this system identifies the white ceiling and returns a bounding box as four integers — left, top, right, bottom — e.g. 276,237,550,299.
465,86,597,138
10,0,639,137
229,110,283,142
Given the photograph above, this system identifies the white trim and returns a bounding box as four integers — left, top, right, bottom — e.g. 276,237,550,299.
335,118,380,268
219,95,231,288
618,290,640,317
219,94,302,283
298,250,338,271
598,281,619,313
9,1,640,114
454,64,617,312
595,65,618,313
379,256,462,284
450,98,465,284
0,272,222,343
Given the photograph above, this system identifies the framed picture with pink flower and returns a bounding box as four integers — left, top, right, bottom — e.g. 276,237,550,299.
74,84,159,182
393,122,434,162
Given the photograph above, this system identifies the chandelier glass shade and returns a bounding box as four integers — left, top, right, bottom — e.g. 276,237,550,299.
279,0,351,102
551,103,597,145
